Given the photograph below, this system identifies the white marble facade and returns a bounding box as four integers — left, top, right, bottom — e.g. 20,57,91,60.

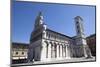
27,12,92,62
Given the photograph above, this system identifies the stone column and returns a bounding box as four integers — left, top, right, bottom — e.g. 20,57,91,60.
62,45,64,58
57,44,59,58
60,45,62,59
51,43,56,60
48,43,51,60
66,45,68,58
41,42,47,61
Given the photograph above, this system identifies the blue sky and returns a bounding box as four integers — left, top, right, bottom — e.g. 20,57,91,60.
12,1,96,43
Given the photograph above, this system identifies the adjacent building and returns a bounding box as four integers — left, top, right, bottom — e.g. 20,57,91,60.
86,34,96,56
12,42,28,64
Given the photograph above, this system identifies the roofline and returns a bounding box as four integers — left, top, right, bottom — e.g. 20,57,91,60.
12,42,29,45
46,28,72,39
86,34,96,38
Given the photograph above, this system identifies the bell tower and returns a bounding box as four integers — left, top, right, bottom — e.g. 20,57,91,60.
34,11,44,30
75,16,84,37
74,16,92,58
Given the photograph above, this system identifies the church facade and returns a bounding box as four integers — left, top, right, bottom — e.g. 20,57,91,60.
27,12,92,62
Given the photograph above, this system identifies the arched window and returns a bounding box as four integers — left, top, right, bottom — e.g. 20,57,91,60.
76,21,79,24
16,52,18,55
22,52,24,55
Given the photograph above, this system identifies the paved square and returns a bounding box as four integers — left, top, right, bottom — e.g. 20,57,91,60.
11,57,96,67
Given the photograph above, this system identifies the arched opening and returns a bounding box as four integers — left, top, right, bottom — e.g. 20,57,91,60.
59,45,60,57
54,43,57,58
63,45,66,57
50,42,53,58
